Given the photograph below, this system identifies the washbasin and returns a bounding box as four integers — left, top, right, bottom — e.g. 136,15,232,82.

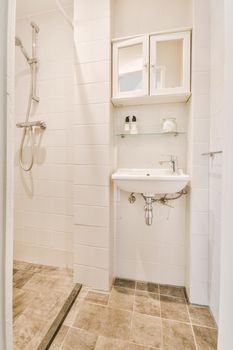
112,168,189,196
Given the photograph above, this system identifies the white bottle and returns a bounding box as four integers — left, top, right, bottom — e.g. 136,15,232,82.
130,116,138,134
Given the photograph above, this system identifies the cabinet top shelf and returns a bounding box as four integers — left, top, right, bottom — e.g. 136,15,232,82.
116,131,187,138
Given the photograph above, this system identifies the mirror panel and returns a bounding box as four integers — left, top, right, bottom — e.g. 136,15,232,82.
118,43,143,93
155,39,183,90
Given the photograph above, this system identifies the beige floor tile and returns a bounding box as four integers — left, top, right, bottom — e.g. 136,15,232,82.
162,319,196,350
23,272,74,294
160,295,189,323
63,299,82,327
13,310,45,350
62,328,97,350
13,288,36,321
136,282,159,294
26,290,66,321
128,343,155,349
114,278,136,289
130,312,162,348
159,285,185,299
193,325,218,350
85,291,109,305
189,305,217,328
50,325,70,349
109,286,135,311
95,336,128,349
74,302,132,340
135,291,160,317
13,270,34,289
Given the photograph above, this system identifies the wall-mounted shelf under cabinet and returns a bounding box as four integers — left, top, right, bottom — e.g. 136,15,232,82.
116,131,187,138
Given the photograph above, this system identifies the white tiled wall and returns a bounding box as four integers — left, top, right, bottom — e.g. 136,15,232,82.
186,0,211,305
14,4,75,267
72,0,113,291
209,0,224,325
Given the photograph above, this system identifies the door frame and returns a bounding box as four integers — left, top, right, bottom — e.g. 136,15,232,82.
0,0,15,348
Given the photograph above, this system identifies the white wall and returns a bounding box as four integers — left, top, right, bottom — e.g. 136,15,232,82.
14,1,75,267
113,0,192,285
186,0,211,305
209,0,224,324
218,1,233,346
72,0,114,291
113,0,192,37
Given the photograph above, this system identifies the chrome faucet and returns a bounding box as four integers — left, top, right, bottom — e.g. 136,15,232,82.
159,155,178,173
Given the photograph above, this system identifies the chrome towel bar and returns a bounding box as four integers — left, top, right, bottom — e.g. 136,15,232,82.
202,151,223,157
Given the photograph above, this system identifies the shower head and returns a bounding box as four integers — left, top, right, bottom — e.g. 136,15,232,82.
31,22,40,33
15,36,31,62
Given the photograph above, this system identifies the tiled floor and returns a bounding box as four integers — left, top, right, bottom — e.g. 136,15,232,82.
13,260,77,350
51,278,218,350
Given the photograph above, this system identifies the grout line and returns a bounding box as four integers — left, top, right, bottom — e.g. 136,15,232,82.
128,280,136,347
158,284,164,349
185,300,199,350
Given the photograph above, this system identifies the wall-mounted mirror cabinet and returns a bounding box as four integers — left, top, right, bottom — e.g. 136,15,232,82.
112,30,191,106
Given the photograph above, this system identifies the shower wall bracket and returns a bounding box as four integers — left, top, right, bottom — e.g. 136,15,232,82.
128,189,188,225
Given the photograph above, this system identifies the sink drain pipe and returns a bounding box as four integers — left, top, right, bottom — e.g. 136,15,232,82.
128,190,188,226
144,197,154,225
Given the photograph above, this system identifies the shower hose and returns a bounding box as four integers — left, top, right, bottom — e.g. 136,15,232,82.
19,65,35,172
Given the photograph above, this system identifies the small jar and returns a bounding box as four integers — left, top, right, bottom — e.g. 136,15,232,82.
162,118,177,133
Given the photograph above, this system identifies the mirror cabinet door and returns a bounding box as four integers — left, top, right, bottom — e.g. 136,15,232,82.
113,36,149,99
150,32,190,96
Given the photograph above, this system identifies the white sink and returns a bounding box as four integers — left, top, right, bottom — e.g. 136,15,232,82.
112,168,189,196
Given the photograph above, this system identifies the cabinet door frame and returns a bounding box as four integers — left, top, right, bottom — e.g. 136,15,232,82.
150,31,191,96
112,35,149,99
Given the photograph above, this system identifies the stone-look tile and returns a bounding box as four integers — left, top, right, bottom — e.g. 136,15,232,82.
63,298,81,327
95,336,128,349
23,272,74,294
77,286,90,299
13,270,34,289
13,261,77,350
160,295,189,323
13,288,36,321
50,325,70,349
85,291,109,305
114,278,136,289
109,286,134,311
13,311,45,349
130,312,162,348
128,343,154,349
26,290,66,321
162,319,196,350
62,328,97,350
159,285,185,299
14,260,43,273
189,305,217,328
74,302,132,340
135,291,160,317
193,325,218,350
136,281,159,294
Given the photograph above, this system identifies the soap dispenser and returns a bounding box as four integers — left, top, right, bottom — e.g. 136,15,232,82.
130,116,138,134
124,116,130,132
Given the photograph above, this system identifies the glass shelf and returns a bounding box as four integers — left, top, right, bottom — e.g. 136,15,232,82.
116,131,187,138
